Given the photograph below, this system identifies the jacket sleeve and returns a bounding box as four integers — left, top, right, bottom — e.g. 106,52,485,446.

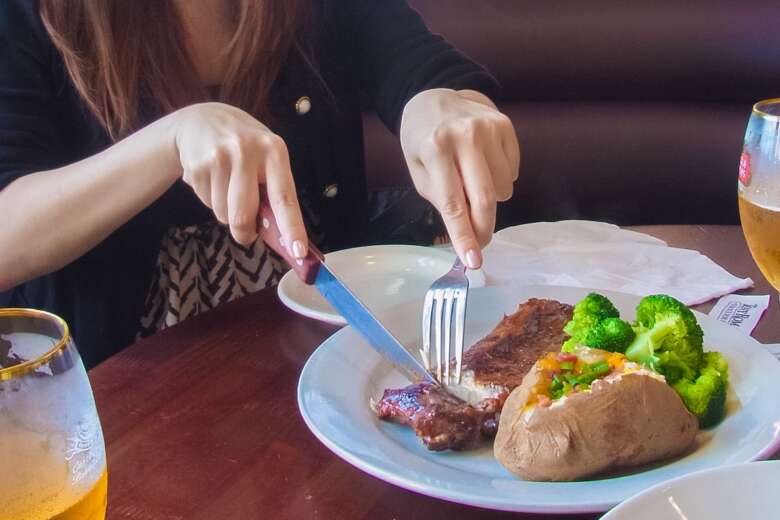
0,0,68,190
345,0,500,133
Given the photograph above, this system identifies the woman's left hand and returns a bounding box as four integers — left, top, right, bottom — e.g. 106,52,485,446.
400,88,520,269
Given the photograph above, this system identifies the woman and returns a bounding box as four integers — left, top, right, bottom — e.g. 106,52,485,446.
0,0,519,367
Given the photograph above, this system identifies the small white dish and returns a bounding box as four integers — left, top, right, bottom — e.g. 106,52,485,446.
297,285,780,514
602,460,780,519
277,244,485,325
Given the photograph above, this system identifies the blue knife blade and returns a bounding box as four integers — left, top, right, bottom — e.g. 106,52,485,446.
314,263,436,384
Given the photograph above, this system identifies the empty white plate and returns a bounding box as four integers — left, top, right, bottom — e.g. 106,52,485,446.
277,244,485,325
602,460,780,519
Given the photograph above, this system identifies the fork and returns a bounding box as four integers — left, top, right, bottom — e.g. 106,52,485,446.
421,257,469,386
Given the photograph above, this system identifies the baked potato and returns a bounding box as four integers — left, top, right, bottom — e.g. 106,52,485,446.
494,347,699,481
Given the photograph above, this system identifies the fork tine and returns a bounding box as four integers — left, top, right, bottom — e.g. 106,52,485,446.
433,289,444,382
454,288,467,384
422,290,434,372
421,256,469,387
443,289,454,385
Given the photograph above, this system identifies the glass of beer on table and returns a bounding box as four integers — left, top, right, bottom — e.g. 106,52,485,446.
739,98,780,290
0,309,107,520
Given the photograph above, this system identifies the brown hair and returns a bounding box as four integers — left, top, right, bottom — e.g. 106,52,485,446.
39,0,304,140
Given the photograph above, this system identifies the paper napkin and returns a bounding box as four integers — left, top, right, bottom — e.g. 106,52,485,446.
481,221,753,305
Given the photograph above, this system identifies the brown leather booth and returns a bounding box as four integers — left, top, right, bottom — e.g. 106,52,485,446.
364,0,780,234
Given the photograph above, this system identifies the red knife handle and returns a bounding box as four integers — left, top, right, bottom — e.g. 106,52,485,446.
257,188,323,285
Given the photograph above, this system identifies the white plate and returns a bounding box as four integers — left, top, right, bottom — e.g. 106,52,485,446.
602,460,780,519
277,244,485,325
297,285,780,514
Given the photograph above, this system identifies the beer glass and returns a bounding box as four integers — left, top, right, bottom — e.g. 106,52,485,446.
739,98,780,290
0,309,107,520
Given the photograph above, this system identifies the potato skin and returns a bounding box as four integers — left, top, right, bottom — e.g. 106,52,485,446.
494,369,699,481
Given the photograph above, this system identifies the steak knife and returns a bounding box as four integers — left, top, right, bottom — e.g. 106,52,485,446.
257,194,436,384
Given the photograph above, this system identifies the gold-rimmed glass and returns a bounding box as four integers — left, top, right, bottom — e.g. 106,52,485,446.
0,309,107,520
738,98,780,290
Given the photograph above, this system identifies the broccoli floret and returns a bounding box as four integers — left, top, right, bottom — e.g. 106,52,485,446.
583,317,636,353
672,352,729,428
561,293,729,424
624,295,704,382
562,293,620,352
654,351,697,382
573,293,620,322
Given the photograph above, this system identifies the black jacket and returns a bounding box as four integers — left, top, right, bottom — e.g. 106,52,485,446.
0,0,499,367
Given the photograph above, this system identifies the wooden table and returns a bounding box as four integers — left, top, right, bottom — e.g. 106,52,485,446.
90,225,779,520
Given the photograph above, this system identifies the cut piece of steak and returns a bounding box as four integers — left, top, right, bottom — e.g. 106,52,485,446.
375,298,573,451
375,383,503,451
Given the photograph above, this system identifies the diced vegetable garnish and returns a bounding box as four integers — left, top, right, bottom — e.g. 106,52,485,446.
530,349,619,406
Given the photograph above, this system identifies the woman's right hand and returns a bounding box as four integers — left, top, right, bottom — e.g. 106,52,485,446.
171,102,308,259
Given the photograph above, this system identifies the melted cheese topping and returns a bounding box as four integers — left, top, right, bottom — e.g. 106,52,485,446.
522,348,665,413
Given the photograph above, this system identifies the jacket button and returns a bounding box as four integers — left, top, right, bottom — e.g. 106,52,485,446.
295,96,311,115
323,184,339,198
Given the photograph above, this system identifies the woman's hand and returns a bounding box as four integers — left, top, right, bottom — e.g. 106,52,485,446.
172,102,308,258
400,89,520,269
0,101,310,290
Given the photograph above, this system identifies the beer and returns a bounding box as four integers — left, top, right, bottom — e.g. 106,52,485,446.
0,397,107,520
738,99,780,289
739,195,780,289
52,470,107,520
0,469,107,520
0,312,108,520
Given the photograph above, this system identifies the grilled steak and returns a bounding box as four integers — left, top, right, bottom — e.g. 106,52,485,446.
375,298,573,451
453,298,575,401
376,383,503,451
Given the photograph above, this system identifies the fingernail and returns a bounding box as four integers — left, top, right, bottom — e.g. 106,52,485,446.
465,249,481,269
279,236,287,248
292,240,306,259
